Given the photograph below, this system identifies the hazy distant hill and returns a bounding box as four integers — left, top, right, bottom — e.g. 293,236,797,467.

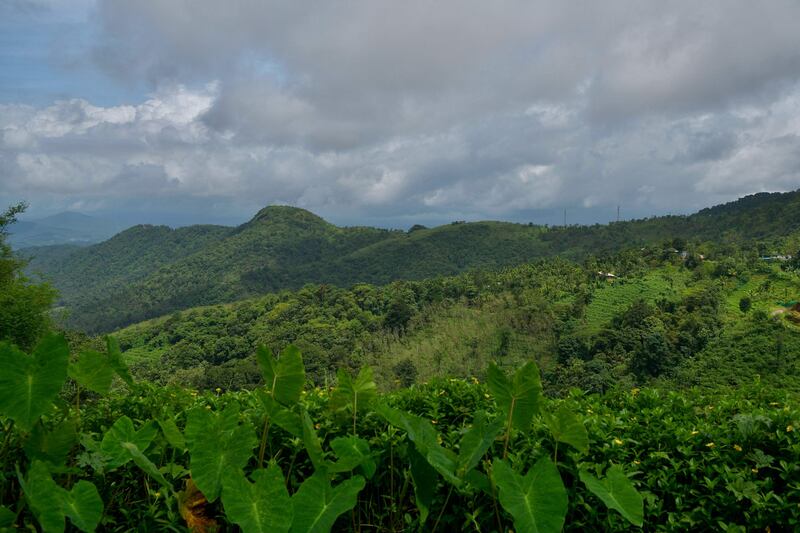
9,211,123,248
21,190,800,332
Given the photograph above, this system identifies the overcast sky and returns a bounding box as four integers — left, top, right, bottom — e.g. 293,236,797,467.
2,0,800,228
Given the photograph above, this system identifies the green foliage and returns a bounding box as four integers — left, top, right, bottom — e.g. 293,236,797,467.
184,403,256,501
100,416,157,470
0,334,69,430
493,457,568,533
69,350,114,395
19,461,103,533
222,465,293,533
289,473,366,533
257,344,305,406
544,404,589,454
579,465,644,526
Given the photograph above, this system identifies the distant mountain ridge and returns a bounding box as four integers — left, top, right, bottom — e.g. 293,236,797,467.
9,211,123,248
21,191,800,333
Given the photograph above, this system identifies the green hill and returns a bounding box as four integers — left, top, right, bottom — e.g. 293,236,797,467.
24,191,800,333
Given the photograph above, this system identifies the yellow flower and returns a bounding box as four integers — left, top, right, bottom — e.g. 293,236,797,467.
471,376,480,384
734,444,743,452
613,438,623,446
705,442,715,448
215,387,222,393
751,467,759,474
691,430,699,436
431,419,438,425
315,423,321,430
154,492,161,499
787,425,794,433
633,460,641,465
769,402,780,407
484,393,491,399
631,388,640,396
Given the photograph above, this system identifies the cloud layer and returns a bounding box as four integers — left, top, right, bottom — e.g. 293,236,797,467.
2,0,800,226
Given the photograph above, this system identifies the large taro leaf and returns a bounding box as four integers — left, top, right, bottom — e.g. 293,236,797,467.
157,417,186,451
185,404,256,502
329,436,376,478
492,457,567,533
100,416,158,470
544,404,589,455
579,465,643,527
329,367,377,416
0,334,69,431
301,410,327,471
222,465,292,533
24,419,78,468
375,404,459,486
456,411,503,477
121,442,171,491
256,345,305,407
19,461,103,533
68,350,114,395
104,336,133,387
289,472,365,533
257,391,302,437
487,361,542,433
408,445,437,526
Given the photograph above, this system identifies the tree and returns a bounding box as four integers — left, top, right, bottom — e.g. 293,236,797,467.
739,296,752,314
0,203,58,350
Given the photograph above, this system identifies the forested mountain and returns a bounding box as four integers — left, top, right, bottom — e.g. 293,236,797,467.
109,239,800,395
24,190,800,333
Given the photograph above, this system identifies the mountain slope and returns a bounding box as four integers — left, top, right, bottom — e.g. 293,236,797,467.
24,191,800,333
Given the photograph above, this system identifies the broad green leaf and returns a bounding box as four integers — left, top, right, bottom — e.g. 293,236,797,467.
100,416,158,470
544,405,589,454
60,481,104,533
493,457,567,533
68,350,114,395
408,445,437,525
121,442,171,491
464,469,492,496
375,404,459,486
329,367,377,415
185,404,256,502
18,461,64,532
24,419,78,468
105,336,133,387
0,506,14,527
257,345,305,407
301,410,327,471
19,461,103,533
0,334,69,431
157,417,186,451
487,361,542,433
579,465,644,527
257,391,303,437
329,436,376,478
289,472,366,533
222,466,292,533
457,411,503,477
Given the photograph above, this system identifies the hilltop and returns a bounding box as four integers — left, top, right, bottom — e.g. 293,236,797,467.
23,191,800,332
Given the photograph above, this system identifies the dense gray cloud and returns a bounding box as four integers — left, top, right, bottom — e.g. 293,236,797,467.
2,0,800,226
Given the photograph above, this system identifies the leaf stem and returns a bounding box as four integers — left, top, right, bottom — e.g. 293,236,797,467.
257,416,271,468
502,397,516,459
